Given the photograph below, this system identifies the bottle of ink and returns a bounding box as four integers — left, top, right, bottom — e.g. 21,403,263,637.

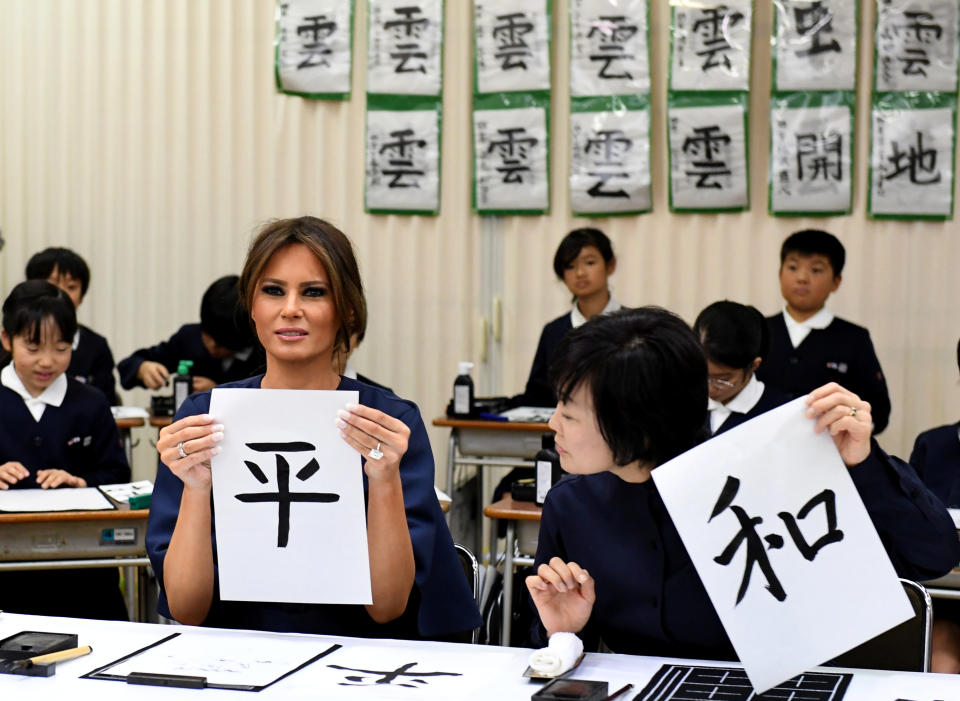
173,360,194,412
535,433,562,506
453,362,475,418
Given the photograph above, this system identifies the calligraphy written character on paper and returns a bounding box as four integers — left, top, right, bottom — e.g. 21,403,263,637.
277,0,353,97
329,662,463,687
570,106,651,214
876,0,960,92
570,0,649,96
474,105,549,212
671,0,752,91
366,108,440,213
367,0,443,95
775,0,857,91
871,104,955,217
475,0,551,93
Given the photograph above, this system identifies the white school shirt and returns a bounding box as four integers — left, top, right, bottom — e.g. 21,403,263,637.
782,306,835,349
707,374,766,434
570,297,621,328
1,363,67,422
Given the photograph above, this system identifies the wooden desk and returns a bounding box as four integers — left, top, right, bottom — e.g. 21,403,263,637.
150,414,173,429
432,417,550,558
0,508,152,622
483,495,542,646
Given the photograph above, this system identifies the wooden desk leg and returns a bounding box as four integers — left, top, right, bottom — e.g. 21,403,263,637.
120,428,133,468
501,519,516,647
445,432,457,526
123,564,137,621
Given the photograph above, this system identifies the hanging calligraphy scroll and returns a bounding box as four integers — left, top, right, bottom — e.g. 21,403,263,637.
570,96,651,216
475,0,552,94
365,97,441,214
869,92,956,219
668,93,749,212
569,0,650,97
670,0,753,92
276,0,354,99
473,94,550,214
769,92,854,216
773,0,858,91
367,0,443,96
875,0,959,93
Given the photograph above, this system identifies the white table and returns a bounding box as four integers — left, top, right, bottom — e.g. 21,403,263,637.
2,613,960,700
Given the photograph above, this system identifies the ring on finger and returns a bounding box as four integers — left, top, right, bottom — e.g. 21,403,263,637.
848,406,858,418
368,442,384,460
178,441,189,459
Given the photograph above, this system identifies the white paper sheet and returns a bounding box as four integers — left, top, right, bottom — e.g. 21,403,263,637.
775,0,857,91
98,480,153,504
98,631,336,689
110,406,149,420
671,0,752,91
475,0,551,94
570,0,650,96
365,108,440,212
276,0,353,96
473,106,549,212
652,398,913,693
209,388,371,605
0,487,115,512
314,644,516,699
367,0,443,95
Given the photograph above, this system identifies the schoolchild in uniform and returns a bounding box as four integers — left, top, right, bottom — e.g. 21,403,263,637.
26,247,119,404
146,216,480,640
694,301,789,436
517,228,620,408
756,230,892,434
910,336,960,673
117,275,264,393
525,307,958,660
0,281,130,620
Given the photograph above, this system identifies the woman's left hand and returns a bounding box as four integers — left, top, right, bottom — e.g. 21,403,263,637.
35,469,87,489
337,403,410,483
805,382,872,467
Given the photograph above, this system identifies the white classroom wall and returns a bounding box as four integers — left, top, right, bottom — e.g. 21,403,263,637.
1,0,959,481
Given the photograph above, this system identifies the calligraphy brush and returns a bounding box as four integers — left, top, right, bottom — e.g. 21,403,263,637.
12,645,93,671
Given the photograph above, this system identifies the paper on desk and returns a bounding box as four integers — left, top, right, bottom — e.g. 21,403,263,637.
0,487,115,512
652,398,912,693
499,406,554,423
209,388,371,605
98,480,153,503
110,405,150,420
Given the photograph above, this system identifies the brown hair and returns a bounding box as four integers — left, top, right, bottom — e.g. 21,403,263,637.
239,216,367,363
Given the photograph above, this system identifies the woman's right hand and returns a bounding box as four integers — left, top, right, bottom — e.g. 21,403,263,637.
157,414,223,491
525,557,596,638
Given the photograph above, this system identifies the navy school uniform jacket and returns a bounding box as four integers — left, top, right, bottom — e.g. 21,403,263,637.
910,423,960,508
519,313,573,408
118,323,265,390
531,444,960,659
70,325,119,404
711,385,791,437
146,374,482,639
757,314,892,434
0,377,130,620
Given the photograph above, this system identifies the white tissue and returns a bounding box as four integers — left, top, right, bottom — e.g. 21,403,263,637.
528,632,584,676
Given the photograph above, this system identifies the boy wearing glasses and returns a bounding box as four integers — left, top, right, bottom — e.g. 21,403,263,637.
756,229,891,434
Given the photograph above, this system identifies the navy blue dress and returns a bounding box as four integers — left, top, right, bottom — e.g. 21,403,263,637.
118,323,265,390
758,314,891,434
910,423,960,508
0,377,130,620
711,385,791,436
146,375,481,639
532,444,960,659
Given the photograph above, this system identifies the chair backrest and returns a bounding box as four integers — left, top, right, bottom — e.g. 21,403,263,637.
826,578,932,673
454,543,481,644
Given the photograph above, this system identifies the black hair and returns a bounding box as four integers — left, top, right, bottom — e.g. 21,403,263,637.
552,228,615,280
25,247,91,297
550,307,708,468
2,280,77,348
780,229,845,277
694,301,769,370
200,275,256,352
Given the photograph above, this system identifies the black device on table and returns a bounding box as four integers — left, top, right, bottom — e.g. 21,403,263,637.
532,678,609,701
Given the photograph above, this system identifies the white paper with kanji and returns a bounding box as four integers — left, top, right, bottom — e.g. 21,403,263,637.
366,109,440,211
652,398,913,694
570,0,649,96
277,0,353,95
770,103,852,213
475,0,551,93
774,0,857,90
876,0,960,92
670,0,752,91
871,105,955,216
474,106,549,211
209,388,372,605
668,102,748,210
570,108,651,214
367,0,443,95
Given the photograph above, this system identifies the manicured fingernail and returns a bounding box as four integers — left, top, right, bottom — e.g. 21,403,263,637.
577,573,587,583
212,424,224,433
345,403,359,411
212,446,222,455
338,430,346,439
201,414,214,421
211,432,224,443
335,418,347,430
